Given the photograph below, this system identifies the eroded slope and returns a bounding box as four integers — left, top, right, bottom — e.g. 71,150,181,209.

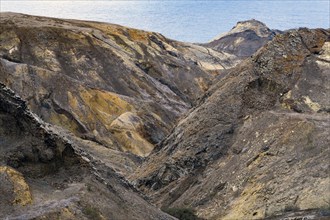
0,82,175,220
0,12,237,157
132,28,330,219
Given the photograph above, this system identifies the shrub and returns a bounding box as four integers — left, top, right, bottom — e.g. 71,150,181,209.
283,204,300,212
83,205,103,220
162,207,200,220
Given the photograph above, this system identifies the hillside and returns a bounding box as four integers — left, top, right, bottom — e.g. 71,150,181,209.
0,12,237,159
0,12,329,220
0,82,176,219
132,28,330,219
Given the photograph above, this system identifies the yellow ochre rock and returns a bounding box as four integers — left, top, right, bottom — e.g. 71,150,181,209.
0,166,32,206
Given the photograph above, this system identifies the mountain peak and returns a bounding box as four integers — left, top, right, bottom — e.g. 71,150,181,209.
207,19,281,58
233,19,271,37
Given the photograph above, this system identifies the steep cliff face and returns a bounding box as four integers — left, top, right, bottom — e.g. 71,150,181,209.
206,19,281,58
132,28,330,219
0,12,237,157
0,82,175,220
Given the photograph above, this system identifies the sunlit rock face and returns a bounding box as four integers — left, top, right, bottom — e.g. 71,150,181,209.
0,12,238,157
132,28,330,220
206,19,282,58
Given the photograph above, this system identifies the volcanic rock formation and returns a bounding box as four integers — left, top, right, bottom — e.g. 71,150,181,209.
132,28,330,219
1,12,329,220
0,82,177,219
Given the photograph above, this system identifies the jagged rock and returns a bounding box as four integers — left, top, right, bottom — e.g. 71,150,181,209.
132,28,330,219
0,82,175,220
206,19,282,58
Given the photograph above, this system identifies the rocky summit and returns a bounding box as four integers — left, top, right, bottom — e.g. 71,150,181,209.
206,19,282,58
0,12,330,220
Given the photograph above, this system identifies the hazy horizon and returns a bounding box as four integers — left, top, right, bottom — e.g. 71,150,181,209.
1,0,329,42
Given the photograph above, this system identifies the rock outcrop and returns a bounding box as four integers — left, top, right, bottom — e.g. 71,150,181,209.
132,28,330,219
206,19,281,58
0,82,175,220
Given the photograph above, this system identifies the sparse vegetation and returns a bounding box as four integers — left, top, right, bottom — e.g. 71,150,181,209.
283,204,300,212
82,205,103,220
162,207,200,220
86,183,93,192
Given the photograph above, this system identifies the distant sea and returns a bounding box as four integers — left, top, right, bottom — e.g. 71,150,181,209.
1,0,329,43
